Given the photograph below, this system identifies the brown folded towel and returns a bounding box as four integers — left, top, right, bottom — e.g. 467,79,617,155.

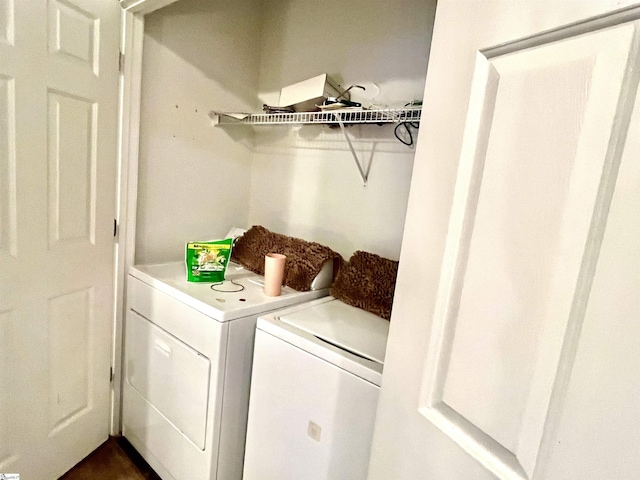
231,225,343,291
330,251,399,320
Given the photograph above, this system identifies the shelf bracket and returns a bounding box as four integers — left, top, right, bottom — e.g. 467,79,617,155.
334,113,369,186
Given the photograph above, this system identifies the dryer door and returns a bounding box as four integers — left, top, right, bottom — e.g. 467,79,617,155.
126,310,211,449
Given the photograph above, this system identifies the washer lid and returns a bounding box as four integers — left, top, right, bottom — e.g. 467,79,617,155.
277,299,389,364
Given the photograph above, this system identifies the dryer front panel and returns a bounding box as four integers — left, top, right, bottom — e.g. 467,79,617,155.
126,309,211,450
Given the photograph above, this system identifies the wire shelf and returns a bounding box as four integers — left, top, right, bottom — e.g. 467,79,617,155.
209,107,422,126
208,106,422,186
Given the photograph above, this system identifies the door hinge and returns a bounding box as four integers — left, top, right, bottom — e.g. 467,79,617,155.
110,367,114,383
113,218,118,238
119,51,125,73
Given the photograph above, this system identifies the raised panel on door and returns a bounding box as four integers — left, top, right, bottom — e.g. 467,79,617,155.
48,0,99,75
417,15,640,480
0,74,16,258
0,309,17,472
47,89,97,248
0,0,14,46
47,288,93,435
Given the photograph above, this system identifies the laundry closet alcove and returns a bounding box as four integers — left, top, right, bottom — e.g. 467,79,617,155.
113,0,434,476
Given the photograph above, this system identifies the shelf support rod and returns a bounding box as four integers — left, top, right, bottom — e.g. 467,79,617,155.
334,113,368,186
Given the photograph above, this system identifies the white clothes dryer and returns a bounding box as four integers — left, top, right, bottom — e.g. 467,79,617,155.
243,296,390,480
122,261,329,480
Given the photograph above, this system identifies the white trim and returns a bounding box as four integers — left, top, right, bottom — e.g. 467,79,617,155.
110,7,145,436
119,0,180,15
112,0,179,436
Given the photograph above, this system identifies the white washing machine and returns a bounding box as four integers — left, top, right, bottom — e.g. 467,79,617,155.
122,260,330,480
243,296,390,480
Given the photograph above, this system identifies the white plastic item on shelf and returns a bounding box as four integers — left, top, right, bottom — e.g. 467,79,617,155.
279,74,343,112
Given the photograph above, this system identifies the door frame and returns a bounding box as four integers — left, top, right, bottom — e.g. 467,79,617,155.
111,0,180,434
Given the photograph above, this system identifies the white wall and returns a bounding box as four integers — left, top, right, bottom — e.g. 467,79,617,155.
248,0,435,260
135,0,435,264
135,0,263,264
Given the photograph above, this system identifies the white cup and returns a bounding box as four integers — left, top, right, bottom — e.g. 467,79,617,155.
264,253,286,296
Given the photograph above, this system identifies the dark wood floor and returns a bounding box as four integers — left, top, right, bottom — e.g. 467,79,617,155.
59,437,161,480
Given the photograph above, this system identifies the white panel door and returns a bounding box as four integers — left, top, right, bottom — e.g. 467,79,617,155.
0,1,120,478
370,2,640,480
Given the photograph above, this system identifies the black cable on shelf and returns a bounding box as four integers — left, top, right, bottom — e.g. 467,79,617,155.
394,101,422,147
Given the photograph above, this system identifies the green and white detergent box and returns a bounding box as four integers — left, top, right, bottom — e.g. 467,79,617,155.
185,238,233,283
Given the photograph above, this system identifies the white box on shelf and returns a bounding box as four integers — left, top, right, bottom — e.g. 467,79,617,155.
279,74,343,112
